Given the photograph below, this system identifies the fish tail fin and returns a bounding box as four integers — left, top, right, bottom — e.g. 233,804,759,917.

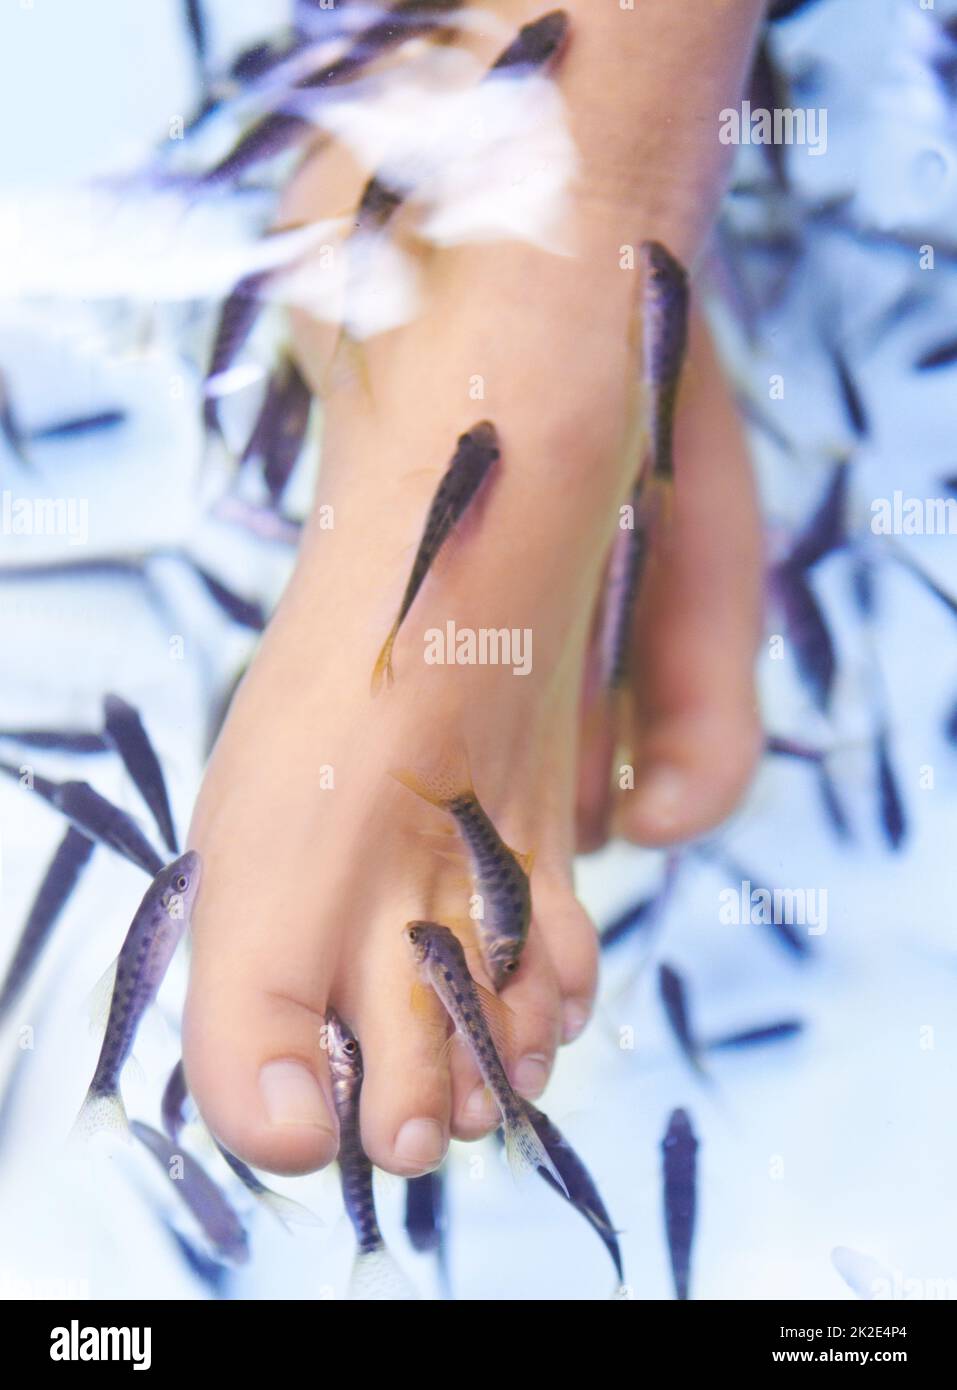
67,1085,128,1151
347,1246,421,1301
390,750,472,811
257,1188,324,1231
371,625,399,694
504,1104,569,1198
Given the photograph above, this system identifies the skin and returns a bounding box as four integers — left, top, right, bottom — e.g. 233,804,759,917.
183,0,766,1179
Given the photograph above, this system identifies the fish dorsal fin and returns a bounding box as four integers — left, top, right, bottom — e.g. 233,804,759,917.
475,982,514,1062
87,956,118,1035
511,846,536,878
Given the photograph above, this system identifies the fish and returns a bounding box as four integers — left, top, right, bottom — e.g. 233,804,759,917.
946,697,957,745
817,762,852,841
915,336,957,371
394,762,531,988
240,354,312,503
131,1121,249,1266
747,37,789,190
161,1058,191,1142
28,410,126,442
372,420,500,690
706,1020,804,1051
600,893,660,950
772,560,836,712
658,963,708,1079
326,1010,420,1299
598,482,649,691
191,562,267,631
0,728,108,753
661,1107,698,1301
875,730,905,850
0,368,30,468
404,922,566,1192
489,9,569,75
53,780,165,876
639,240,690,488
788,462,849,571
103,693,179,854
202,0,465,186
0,760,164,876
829,343,868,438
404,1170,450,1296
71,851,202,1140
0,827,95,1023
768,0,828,21
204,269,274,436
831,1246,895,1301
160,1057,320,1228
523,1101,623,1285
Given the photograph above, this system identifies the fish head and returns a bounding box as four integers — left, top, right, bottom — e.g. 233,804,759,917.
325,1008,363,1085
486,937,522,992
158,850,203,920
404,919,457,967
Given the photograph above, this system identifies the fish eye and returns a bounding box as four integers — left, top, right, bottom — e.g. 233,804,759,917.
503,959,518,975
175,874,189,893
408,927,419,943
343,1039,358,1056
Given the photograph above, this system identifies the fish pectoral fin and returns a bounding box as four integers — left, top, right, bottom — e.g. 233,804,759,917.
510,846,536,878
86,956,119,1035
475,981,516,1062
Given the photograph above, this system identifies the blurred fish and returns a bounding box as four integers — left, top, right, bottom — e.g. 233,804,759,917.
0,728,108,753
600,856,680,950
747,36,789,190
240,354,312,503
524,1101,623,1286
372,420,500,690
213,1139,322,1229
183,0,209,75
71,852,202,1140
103,693,178,854
132,1121,250,1266
772,561,836,711
598,483,648,691
831,1245,895,1301
161,1058,191,1142
28,410,126,442
706,1019,804,1051
404,1170,450,1296
203,0,465,186
915,337,957,371
213,494,303,546
946,697,957,745
167,1227,232,1293
789,461,849,571
768,0,828,20
405,923,566,1191
766,736,852,840
0,827,94,1023
394,761,531,988
875,730,905,851
828,343,868,439
191,562,267,631
0,760,164,876
326,1010,420,1299
0,368,30,468
204,268,274,436
661,1107,698,1301
640,240,689,487
658,963,708,1079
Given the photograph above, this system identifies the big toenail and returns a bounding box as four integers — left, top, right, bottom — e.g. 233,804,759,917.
260,1060,333,1129
513,1054,549,1099
394,1118,446,1170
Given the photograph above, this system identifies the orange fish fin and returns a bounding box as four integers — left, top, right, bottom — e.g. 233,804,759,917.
391,755,471,809
475,981,515,1061
410,981,437,1020
509,846,536,878
371,624,399,694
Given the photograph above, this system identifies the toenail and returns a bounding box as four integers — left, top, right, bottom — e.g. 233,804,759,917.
464,1083,498,1126
562,1002,589,1043
260,1060,332,1130
513,1054,549,1100
394,1118,446,1170
636,765,686,829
